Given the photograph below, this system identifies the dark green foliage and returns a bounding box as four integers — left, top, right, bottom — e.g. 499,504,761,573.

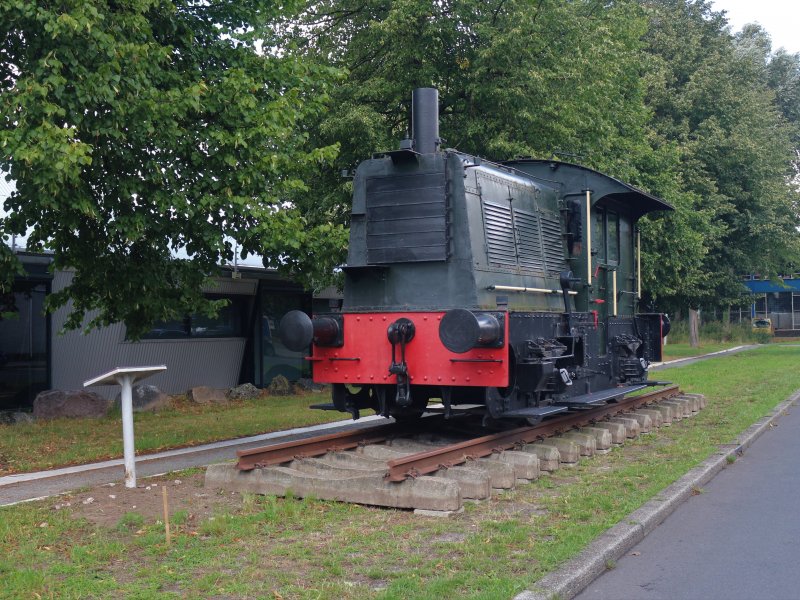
0,0,345,338
285,0,800,314
279,0,658,220
640,0,800,312
2,0,798,334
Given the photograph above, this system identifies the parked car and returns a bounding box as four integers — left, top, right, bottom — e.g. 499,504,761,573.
752,318,773,334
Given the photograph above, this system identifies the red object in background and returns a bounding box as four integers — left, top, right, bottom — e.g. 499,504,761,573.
591,310,599,328
309,312,509,388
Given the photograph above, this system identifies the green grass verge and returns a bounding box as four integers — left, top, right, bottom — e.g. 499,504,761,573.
2,345,799,599
665,320,766,345
661,341,748,360
0,393,344,475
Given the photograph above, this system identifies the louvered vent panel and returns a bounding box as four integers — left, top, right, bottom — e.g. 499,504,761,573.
540,212,566,274
366,172,447,264
512,209,546,271
483,202,517,267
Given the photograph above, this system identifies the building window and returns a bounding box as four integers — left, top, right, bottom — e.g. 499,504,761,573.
256,289,312,385
0,280,49,409
139,295,246,340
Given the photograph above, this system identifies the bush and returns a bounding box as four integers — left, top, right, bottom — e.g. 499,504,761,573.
666,319,764,344
753,330,772,344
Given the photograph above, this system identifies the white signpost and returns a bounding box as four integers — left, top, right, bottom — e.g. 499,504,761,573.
84,366,167,488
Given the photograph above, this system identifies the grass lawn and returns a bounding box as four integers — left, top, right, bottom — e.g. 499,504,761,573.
1,344,799,599
0,393,345,476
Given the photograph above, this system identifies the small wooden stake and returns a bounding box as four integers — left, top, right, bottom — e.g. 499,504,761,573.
162,485,171,547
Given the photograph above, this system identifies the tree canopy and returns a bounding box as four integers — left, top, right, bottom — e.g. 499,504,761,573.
639,0,800,312
282,0,800,315
1,0,345,338
278,0,658,216
2,0,799,335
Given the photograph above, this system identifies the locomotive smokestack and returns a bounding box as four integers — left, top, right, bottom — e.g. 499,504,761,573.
412,88,440,154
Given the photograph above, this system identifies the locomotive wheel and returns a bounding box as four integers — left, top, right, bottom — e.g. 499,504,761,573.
391,410,425,423
389,386,430,422
524,414,544,426
485,347,518,419
390,401,427,422
333,384,377,419
485,386,544,425
485,385,518,419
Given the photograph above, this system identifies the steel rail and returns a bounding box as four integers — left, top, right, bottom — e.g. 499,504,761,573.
236,422,411,471
383,385,681,481
236,385,680,475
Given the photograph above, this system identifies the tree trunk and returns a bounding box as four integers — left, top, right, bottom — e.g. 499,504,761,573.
689,308,700,347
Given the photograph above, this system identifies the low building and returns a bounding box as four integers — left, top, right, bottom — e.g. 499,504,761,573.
743,275,800,335
0,250,333,411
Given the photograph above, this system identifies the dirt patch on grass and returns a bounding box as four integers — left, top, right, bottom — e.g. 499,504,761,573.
56,471,237,528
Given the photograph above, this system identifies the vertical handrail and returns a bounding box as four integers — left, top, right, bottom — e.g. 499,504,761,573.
586,190,592,286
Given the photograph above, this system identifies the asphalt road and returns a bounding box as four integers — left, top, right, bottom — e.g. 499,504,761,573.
577,400,800,600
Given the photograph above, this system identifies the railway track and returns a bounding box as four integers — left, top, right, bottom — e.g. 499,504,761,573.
206,385,705,512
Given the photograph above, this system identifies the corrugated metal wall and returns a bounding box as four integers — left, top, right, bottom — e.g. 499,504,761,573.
51,271,248,399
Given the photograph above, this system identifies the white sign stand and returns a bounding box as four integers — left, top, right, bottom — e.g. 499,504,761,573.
84,366,167,488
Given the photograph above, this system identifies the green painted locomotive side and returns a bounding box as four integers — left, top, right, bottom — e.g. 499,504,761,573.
505,159,671,318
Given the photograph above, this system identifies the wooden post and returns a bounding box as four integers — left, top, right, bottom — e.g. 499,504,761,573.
689,307,700,348
162,485,171,547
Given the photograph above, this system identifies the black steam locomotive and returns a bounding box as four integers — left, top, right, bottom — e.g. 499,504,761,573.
280,88,671,425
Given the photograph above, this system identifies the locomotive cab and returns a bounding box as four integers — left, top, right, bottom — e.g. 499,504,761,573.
279,88,672,424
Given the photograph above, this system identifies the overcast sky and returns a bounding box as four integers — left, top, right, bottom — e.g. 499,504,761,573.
711,0,800,54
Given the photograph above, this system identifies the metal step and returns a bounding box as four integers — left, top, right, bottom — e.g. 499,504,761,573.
501,405,569,419
554,384,648,407
309,403,339,411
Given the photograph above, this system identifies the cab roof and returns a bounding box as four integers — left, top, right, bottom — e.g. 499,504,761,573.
503,158,673,219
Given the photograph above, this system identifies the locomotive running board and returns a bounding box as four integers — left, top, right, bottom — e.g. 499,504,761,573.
553,384,649,407
500,405,569,419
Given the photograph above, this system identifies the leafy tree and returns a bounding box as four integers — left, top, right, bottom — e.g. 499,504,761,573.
640,0,800,333
0,0,345,338
283,0,800,336
279,0,659,217
764,46,800,182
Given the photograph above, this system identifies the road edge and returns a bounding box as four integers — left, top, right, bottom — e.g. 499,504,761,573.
515,386,800,600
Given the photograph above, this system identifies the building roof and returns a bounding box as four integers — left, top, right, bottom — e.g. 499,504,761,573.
744,278,800,293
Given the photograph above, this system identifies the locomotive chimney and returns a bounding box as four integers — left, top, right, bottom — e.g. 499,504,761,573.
412,87,440,154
